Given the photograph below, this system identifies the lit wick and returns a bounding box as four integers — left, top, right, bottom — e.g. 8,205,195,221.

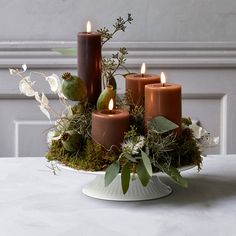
86,21,91,33
161,72,166,87
108,98,114,113
141,63,146,78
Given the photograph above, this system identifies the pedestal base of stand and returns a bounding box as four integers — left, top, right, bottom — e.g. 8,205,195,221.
82,175,172,201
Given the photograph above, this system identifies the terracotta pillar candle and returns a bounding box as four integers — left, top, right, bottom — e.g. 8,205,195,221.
145,72,182,134
92,99,129,149
77,21,101,105
125,63,160,106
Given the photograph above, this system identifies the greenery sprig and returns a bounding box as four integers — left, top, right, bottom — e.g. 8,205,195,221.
98,13,133,46
98,14,132,89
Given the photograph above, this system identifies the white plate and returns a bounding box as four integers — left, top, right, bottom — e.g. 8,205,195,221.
56,161,196,175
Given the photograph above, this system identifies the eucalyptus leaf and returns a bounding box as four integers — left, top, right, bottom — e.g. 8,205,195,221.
141,150,153,176
137,160,151,186
105,161,120,187
148,116,178,133
124,153,138,163
156,163,188,188
52,48,77,56
121,162,130,194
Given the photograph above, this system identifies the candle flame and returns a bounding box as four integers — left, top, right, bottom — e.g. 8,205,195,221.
161,72,166,84
141,63,146,75
108,99,114,111
86,21,91,33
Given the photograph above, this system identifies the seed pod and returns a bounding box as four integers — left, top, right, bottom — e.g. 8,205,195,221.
61,72,87,101
96,85,116,110
61,130,81,152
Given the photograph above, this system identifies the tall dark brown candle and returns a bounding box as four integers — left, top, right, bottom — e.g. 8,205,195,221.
77,24,101,105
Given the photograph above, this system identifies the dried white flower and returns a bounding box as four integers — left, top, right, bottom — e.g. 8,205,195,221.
39,104,50,120
66,105,73,117
46,74,60,92
189,123,219,147
47,130,55,147
9,68,17,75
34,92,41,103
41,93,49,107
22,64,27,72
122,136,145,155
19,76,36,97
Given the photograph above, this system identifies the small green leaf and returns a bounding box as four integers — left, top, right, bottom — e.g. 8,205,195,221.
137,160,151,186
52,48,77,56
141,150,153,176
121,162,130,194
148,116,178,133
124,153,138,163
156,163,188,188
105,161,120,187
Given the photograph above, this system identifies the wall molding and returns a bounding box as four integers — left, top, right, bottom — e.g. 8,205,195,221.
1,41,236,69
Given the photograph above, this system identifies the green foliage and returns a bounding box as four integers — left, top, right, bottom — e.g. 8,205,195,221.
105,161,120,186
98,14,132,89
155,162,188,188
101,47,129,88
146,130,177,168
121,162,131,194
137,160,151,186
52,48,76,56
129,106,145,135
98,13,133,46
148,116,179,134
182,117,192,126
141,150,153,177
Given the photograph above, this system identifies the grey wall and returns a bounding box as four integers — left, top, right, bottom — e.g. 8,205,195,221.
1,0,236,42
1,0,236,156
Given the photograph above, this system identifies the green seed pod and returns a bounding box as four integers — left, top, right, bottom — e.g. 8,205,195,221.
61,130,81,152
108,76,117,91
96,85,116,110
61,72,87,101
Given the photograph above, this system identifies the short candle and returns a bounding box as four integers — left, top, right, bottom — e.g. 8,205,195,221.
125,63,160,106
92,99,129,149
145,72,182,134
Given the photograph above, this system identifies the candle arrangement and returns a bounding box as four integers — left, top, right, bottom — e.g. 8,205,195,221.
10,14,219,200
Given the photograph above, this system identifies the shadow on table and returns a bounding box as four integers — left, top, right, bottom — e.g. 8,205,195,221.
145,174,236,207
97,174,236,207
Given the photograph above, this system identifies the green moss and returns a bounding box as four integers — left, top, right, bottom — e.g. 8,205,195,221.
46,138,118,171
172,128,202,170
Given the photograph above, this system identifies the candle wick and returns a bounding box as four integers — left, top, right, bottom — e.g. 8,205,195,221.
141,73,144,78
162,83,165,87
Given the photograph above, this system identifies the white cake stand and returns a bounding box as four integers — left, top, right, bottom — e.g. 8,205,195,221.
58,163,194,201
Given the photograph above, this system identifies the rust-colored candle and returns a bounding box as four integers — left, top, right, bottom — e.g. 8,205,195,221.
145,72,182,134
92,99,129,149
77,21,101,105
125,63,160,106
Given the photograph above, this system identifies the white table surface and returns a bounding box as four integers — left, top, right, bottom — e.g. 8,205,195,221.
0,155,236,236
